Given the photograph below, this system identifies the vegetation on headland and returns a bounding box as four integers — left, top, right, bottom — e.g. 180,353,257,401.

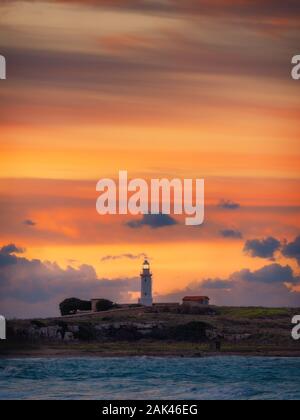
59,298,91,316
95,299,116,312
1,306,299,358
59,298,116,315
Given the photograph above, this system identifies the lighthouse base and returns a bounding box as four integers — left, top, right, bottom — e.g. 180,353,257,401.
139,298,153,307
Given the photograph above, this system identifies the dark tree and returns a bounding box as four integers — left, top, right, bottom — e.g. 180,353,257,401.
59,298,91,316
96,299,115,312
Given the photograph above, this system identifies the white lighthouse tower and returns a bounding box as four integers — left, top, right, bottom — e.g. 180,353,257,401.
139,259,153,307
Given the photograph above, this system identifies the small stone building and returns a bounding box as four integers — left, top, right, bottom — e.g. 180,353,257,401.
91,299,102,312
182,296,210,307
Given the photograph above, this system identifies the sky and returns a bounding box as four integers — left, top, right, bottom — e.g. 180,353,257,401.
0,0,300,318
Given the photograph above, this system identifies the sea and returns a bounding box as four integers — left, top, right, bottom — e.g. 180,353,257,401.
0,356,300,400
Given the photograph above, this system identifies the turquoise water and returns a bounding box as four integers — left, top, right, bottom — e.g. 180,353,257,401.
0,356,300,400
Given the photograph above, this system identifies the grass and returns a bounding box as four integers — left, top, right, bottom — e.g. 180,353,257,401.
217,307,292,319
63,340,210,355
2,339,299,358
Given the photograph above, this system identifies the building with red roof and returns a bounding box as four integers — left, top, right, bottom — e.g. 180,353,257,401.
182,296,210,306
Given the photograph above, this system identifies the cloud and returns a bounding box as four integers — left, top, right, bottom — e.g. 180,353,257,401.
239,263,298,285
220,229,243,239
158,263,300,307
101,253,147,262
0,245,139,318
205,264,298,287
201,279,235,289
127,214,178,229
1,0,297,130
0,244,26,269
2,0,297,124
244,237,281,260
282,236,300,266
218,200,240,210
23,219,37,227
0,244,25,255
1,242,300,318
48,0,300,22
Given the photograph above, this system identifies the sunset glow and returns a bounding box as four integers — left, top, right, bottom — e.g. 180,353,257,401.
0,0,300,317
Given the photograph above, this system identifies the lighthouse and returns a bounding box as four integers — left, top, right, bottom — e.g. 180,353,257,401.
139,259,153,307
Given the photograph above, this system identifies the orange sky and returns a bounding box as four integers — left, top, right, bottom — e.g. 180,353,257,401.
0,0,300,316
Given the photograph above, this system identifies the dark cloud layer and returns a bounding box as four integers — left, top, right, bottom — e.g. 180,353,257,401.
159,264,300,307
0,244,25,255
206,264,298,286
127,214,178,229
201,279,234,290
1,244,300,318
244,237,281,260
240,263,297,284
0,244,139,318
282,236,300,265
0,244,25,269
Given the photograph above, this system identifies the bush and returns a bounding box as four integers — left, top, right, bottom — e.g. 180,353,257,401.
31,320,46,328
171,322,210,340
106,326,142,341
56,320,68,330
96,299,115,312
59,298,91,316
75,324,97,341
179,305,216,315
151,321,213,341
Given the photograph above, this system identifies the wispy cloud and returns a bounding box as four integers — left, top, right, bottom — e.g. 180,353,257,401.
101,253,147,262
218,200,240,210
47,0,300,22
23,219,37,227
220,229,243,239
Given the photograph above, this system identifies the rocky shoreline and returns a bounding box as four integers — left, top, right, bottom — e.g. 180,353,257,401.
1,306,299,358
